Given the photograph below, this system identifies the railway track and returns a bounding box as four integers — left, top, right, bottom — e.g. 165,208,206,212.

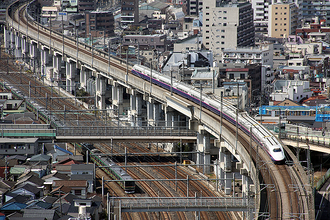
5,1,313,219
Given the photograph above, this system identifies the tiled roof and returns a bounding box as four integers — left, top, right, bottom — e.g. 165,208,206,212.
54,180,87,187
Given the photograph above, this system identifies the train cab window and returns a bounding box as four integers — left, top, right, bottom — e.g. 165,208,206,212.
273,148,282,152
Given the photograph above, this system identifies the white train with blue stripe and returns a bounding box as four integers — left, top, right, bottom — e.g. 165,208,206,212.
132,64,285,163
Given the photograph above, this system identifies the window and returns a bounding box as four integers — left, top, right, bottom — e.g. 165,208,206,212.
229,73,234,79
75,190,82,195
223,23,227,26
275,29,277,31
221,30,225,32
240,73,245,79
206,19,209,21
223,11,227,13
206,13,209,15
223,17,227,20
275,7,278,9
275,23,277,26
221,36,225,38
275,18,278,20
206,25,209,27
221,42,225,44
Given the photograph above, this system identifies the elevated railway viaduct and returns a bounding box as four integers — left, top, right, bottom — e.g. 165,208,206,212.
3,1,314,219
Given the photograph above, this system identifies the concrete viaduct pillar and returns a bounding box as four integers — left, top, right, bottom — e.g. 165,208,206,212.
147,98,154,125
53,54,61,80
14,33,22,59
96,74,106,110
219,146,233,195
66,61,76,93
111,83,123,115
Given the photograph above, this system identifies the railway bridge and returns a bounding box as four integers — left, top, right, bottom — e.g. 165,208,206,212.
3,1,314,219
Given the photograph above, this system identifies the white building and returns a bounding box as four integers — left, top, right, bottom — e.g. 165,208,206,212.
270,80,313,103
202,0,254,60
251,0,271,35
221,44,274,92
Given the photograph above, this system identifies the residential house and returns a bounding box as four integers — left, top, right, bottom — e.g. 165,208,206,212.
22,209,60,220
70,164,94,193
29,154,51,165
46,144,73,163
53,180,88,199
0,138,39,156
42,171,70,193
0,180,15,207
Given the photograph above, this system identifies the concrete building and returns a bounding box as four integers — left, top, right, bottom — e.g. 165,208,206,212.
173,35,202,53
268,2,299,38
300,0,330,26
121,0,139,26
221,44,273,66
221,44,274,95
202,0,255,58
122,34,169,53
78,0,96,12
182,0,203,16
190,67,218,89
85,11,115,38
251,0,271,35
0,138,39,156
270,80,313,103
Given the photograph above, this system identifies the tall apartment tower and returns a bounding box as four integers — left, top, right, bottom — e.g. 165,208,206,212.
202,0,255,57
251,0,302,36
251,0,271,35
121,0,139,26
268,3,299,38
182,0,203,16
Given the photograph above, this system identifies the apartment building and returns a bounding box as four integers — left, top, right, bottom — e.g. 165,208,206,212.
202,0,255,58
268,3,299,38
300,0,330,26
182,0,203,16
252,0,271,35
78,0,95,12
221,44,274,93
121,0,139,26
85,11,115,38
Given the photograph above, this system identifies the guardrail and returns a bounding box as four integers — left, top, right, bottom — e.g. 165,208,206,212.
111,197,255,211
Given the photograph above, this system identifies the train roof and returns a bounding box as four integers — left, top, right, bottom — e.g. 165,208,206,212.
99,156,133,181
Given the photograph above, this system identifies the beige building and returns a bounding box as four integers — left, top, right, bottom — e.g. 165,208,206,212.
268,3,298,38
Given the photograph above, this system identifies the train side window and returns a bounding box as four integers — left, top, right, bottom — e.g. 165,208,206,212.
273,148,282,152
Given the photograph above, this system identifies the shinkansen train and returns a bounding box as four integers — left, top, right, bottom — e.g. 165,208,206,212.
132,64,285,163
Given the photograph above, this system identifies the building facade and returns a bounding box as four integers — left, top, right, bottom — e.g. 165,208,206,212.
182,0,203,16
85,11,115,38
121,0,139,26
202,0,255,58
251,0,271,35
268,3,299,38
